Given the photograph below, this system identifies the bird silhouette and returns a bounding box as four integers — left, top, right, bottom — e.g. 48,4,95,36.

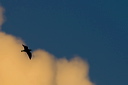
21,44,32,59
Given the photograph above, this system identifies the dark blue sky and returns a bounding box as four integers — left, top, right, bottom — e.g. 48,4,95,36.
1,0,128,85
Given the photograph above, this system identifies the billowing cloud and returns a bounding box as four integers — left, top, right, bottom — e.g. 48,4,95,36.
0,6,94,85
56,58,93,85
0,6,5,28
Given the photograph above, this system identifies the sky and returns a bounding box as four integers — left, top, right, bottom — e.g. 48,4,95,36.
0,0,128,85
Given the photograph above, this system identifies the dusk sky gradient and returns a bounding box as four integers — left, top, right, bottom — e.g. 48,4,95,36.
0,0,128,85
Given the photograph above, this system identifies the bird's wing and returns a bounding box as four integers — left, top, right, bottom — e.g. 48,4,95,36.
22,44,28,49
26,51,32,59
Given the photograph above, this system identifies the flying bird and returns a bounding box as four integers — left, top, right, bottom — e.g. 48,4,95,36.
21,44,32,59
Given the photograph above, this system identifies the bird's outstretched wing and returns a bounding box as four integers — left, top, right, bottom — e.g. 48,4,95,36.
26,51,32,59
22,44,28,50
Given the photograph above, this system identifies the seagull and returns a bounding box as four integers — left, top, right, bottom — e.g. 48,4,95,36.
21,44,32,60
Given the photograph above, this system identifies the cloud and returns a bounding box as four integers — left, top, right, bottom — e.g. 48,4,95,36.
0,6,5,28
56,57,93,85
0,6,94,85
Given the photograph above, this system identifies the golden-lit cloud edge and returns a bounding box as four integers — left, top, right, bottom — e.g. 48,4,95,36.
0,6,5,28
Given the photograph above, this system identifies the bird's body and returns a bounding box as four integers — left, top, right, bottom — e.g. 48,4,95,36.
21,44,32,59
